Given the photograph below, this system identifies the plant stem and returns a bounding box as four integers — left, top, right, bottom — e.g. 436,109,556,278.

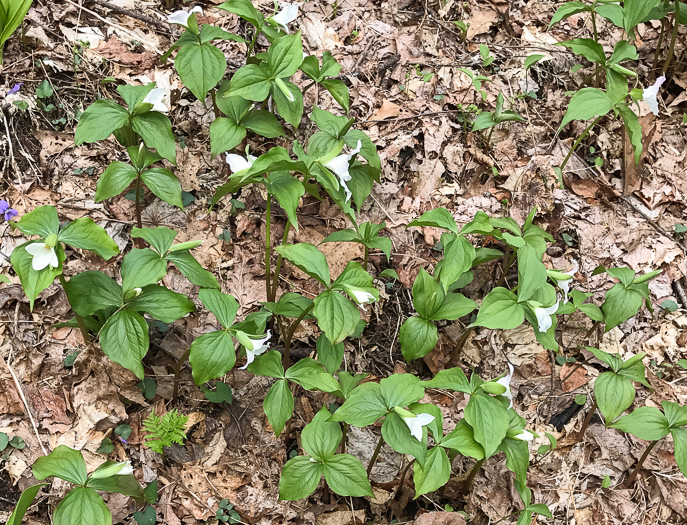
172,347,191,406
494,246,514,288
210,87,220,118
393,458,416,499
560,116,602,173
283,303,315,368
301,81,317,94
462,458,485,492
269,222,292,302
59,275,91,345
247,28,259,58
265,193,272,303
591,1,600,87
486,126,495,149
363,246,369,272
367,434,385,476
662,2,680,74
134,176,143,229
449,326,475,366
340,423,348,454
577,400,598,442
624,440,659,487
652,18,667,75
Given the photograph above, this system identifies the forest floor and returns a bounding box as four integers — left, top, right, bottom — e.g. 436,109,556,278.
1,0,687,523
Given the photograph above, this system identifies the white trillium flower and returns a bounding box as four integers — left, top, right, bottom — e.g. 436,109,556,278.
239,330,271,369
226,153,257,173
90,460,134,479
142,87,168,113
496,362,514,409
402,413,435,442
513,429,534,441
534,301,560,333
643,75,665,116
349,289,375,310
324,140,362,202
26,242,59,271
168,5,203,28
271,3,298,33
559,261,578,304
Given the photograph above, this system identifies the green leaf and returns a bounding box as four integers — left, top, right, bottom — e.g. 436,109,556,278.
209,117,247,156
198,289,239,328
267,32,304,78
189,330,236,385
166,250,220,289
382,412,427,466
557,38,606,64
217,0,264,27
560,88,614,129
525,54,545,70
408,208,458,233
380,374,424,409
671,427,687,478
140,167,184,208
87,473,144,501
474,287,524,330
413,269,444,319
322,454,373,497
517,244,548,302
328,382,387,426
662,401,687,428
437,235,476,290
53,487,111,525
201,381,233,404
313,291,360,345
623,0,661,33
272,79,304,127
131,112,176,164
430,293,477,321
441,420,485,459
609,406,670,441
464,393,509,457
118,83,155,109
316,333,344,373
264,379,293,436
399,316,438,361
278,456,323,500
595,372,635,422
247,350,285,378
321,79,350,113
7,484,49,525
301,407,341,460
500,437,529,487
65,271,123,316
548,0,590,26
13,205,59,237
74,100,129,144
100,309,149,379
285,358,341,393
122,249,167,291
241,109,285,138
268,172,305,230
601,283,644,331
33,445,87,485
175,43,226,101
95,162,138,201
617,104,642,165
423,367,472,394
58,218,119,260
128,285,196,322
226,64,272,101
275,243,330,286
131,226,176,255
413,447,451,497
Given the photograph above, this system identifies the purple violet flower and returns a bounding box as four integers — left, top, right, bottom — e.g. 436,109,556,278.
0,200,18,221
7,83,23,95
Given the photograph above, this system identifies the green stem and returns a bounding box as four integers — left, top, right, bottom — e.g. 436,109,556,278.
662,2,680,74
624,440,659,487
340,423,348,454
247,28,259,58
577,400,598,442
301,81,317,95
367,434,385,476
462,458,485,492
210,87,220,117
486,126,495,149
265,194,272,303
172,347,191,406
652,19,667,74
270,222,291,302
363,246,369,272
560,116,602,173
59,275,91,345
591,0,600,88
449,326,474,366
283,303,315,369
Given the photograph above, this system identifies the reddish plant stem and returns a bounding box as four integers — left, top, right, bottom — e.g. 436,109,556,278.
577,400,598,442
624,440,659,487
367,434,384,476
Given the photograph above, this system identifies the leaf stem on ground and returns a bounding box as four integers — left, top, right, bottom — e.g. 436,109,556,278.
624,440,659,487
367,434,385,476
577,400,598,441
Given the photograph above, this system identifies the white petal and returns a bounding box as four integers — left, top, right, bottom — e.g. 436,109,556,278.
497,363,514,408
240,330,271,369
272,3,298,31
514,430,534,441
117,461,134,475
414,413,436,427
25,243,42,256
534,301,559,333
142,87,168,113
323,141,361,202
560,261,578,303
239,348,256,370
350,289,375,304
226,154,254,173
643,75,665,116
48,247,59,268
29,245,56,271
168,6,203,27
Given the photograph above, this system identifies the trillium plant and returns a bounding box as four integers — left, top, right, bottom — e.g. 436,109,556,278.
7,0,684,523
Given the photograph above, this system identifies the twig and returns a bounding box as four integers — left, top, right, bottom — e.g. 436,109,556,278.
87,0,172,33
362,109,461,124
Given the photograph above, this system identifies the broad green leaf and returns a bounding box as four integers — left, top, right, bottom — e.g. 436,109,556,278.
557,38,606,64
176,43,226,101
189,330,236,385
264,379,293,436
86,474,144,501
500,436,529,487
128,285,196,322
241,110,285,138
321,79,350,113
560,88,614,129
198,288,239,327
209,117,246,156
595,372,635,422
441,420,485,459
301,407,341,460
7,484,49,525
408,208,458,233
268,172,304,230
423,367,472,394
226,64,272,101
601,283,644,331
267,32,304,78
548,1,589,27
217,0,264,27
272,79,304,127
166,250,220,289
13,205,59,237
140,167,184,208
662,401,687,428
399,316,438,361
316,332,344,374
474,287,524,329
247,350,285,378
74,100,129,144
33,445,87,485
121,248,167,291
517,244,548,302
609,406,670,441
95,161,138,201
623,0,661,33
100,309,149,379
322,454,373,497
430,293,477,321
131,226,177,255
617,104,642,165
53,487,111,525
464,393,509,457
313,291,360,345
328,382,387,426
437,234,476,290
118,83,155,108
595,3,624,26
275,243,330,286
413,447,451,497
278,456,323,500
379,373,424,409
11,241,65,310
131,112,176,164
671,427,687,478
65,271,123,316
382,412,427,466
413,268,444,319
285,358,341,393
524,54,545,70
58,218,119,260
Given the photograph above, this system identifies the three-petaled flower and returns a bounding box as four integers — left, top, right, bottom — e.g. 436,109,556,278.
226,152,257,174
142,87,168,113
643,75,665,116
168,6,203,28
401,412,435,442
348,288,376,310
559,261,578,303
0,200,18,221
534,301,560,333
513,429,534,441
271,3,298,33
25,234,59,271
239,330,271,369
324,140,362,203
